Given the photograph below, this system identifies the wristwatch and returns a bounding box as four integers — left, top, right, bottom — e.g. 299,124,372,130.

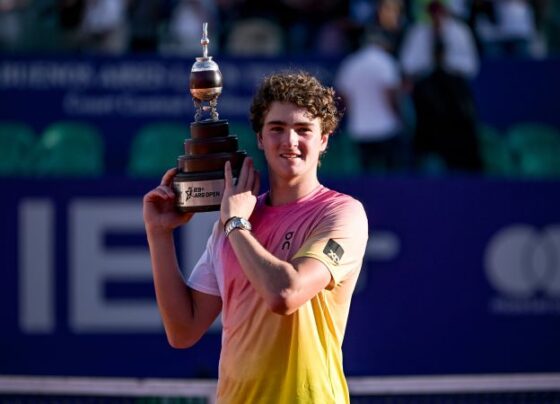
224,216,252,237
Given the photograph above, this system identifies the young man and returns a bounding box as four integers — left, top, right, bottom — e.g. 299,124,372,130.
143,71,369,403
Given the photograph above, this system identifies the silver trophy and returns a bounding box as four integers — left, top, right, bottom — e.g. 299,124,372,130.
173,23,247,212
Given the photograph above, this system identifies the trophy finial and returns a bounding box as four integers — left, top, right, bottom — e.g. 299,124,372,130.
201,22,209,58
190,22,223,121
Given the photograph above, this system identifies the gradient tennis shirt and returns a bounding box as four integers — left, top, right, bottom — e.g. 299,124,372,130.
187,185,369,404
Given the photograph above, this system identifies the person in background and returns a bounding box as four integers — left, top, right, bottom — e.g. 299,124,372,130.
0,0,30,51
56,0,85,51
127,0,166,53
78,0,128,54
491,0,538,57
542,0,560,55
466,0,497,56
373,0,407,56
400,0,479,82
335,30,406,173
408,0,482,172
161,0,216,55
143,71,369,404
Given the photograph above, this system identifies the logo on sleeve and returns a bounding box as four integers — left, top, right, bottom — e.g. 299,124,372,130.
323,239,344,265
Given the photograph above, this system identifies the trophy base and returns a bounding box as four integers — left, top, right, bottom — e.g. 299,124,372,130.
173,169,239,213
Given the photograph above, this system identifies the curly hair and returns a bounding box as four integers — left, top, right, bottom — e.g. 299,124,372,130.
249,71,343,136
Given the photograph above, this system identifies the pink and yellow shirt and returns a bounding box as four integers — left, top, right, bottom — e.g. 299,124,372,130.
187,185,369,404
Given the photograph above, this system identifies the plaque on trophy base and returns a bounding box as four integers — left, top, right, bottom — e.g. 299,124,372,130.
173,23,247,212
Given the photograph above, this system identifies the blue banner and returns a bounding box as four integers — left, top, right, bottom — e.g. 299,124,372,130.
1,177,559,378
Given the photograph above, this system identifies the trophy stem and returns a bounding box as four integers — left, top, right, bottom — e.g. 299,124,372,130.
201,22,209,59
210,99,219,120
193,98,202,121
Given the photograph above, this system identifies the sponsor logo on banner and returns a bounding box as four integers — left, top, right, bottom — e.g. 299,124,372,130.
17,198,222,334
484,224,560,315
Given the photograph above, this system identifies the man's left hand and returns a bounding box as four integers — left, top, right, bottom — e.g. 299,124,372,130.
220,157,260,225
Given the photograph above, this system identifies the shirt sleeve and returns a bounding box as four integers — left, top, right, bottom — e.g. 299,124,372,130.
292,197,369,289
186,220,222,296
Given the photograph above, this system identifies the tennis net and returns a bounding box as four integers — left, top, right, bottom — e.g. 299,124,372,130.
1,373,559,403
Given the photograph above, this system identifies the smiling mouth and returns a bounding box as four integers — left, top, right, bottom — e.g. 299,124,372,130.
280,153,301,159
280,153,301,160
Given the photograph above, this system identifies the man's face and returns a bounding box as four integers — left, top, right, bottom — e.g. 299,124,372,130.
257,101,328,182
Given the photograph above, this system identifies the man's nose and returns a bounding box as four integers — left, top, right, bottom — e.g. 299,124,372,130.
284,129,298,147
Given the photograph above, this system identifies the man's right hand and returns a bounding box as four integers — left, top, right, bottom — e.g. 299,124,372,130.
143,168,194,234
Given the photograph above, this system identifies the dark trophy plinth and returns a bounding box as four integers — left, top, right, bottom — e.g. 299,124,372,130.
174,23,246,212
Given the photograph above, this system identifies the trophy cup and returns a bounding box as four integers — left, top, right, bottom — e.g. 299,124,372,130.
174,23,247,212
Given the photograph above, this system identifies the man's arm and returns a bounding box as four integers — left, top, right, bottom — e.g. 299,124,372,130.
227,229,332,315
147,229,222,348
144,168,222,348
220,158,332,315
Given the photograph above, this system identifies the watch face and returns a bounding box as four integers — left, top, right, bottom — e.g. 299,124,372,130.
234,218,250,231
231,218,242,229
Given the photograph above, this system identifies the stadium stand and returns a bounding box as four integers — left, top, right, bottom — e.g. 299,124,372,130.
128,121,188,178
506,122,560,178
0,121,36,176
477,124,516,177
33,120,104,177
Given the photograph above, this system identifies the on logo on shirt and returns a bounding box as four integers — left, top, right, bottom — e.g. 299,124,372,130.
282,231,294,250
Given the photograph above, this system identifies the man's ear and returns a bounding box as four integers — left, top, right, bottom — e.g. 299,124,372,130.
320,133,330,152
257,132,264,150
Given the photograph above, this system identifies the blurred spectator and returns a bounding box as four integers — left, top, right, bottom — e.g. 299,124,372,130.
409,1,482,173
349,0,375,27
128,0,167,53
372,0,407,55
276,0,351,55
410,0,435,22
57,0,85,50
314,18,356,57
225,17,284,56
160,0,215,55
0,0,30,51
335,30,406,173
543,0,560,54
448,0,469,19
400,0,479,81
78,0,128,54
413,0,471,21
474,0,538,57
494,0,538,57
58,0,84,32
466,0,496,56
214,0,243,51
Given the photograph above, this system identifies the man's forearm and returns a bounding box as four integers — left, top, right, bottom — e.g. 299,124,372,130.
147,230,195,340
226,228,305,314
